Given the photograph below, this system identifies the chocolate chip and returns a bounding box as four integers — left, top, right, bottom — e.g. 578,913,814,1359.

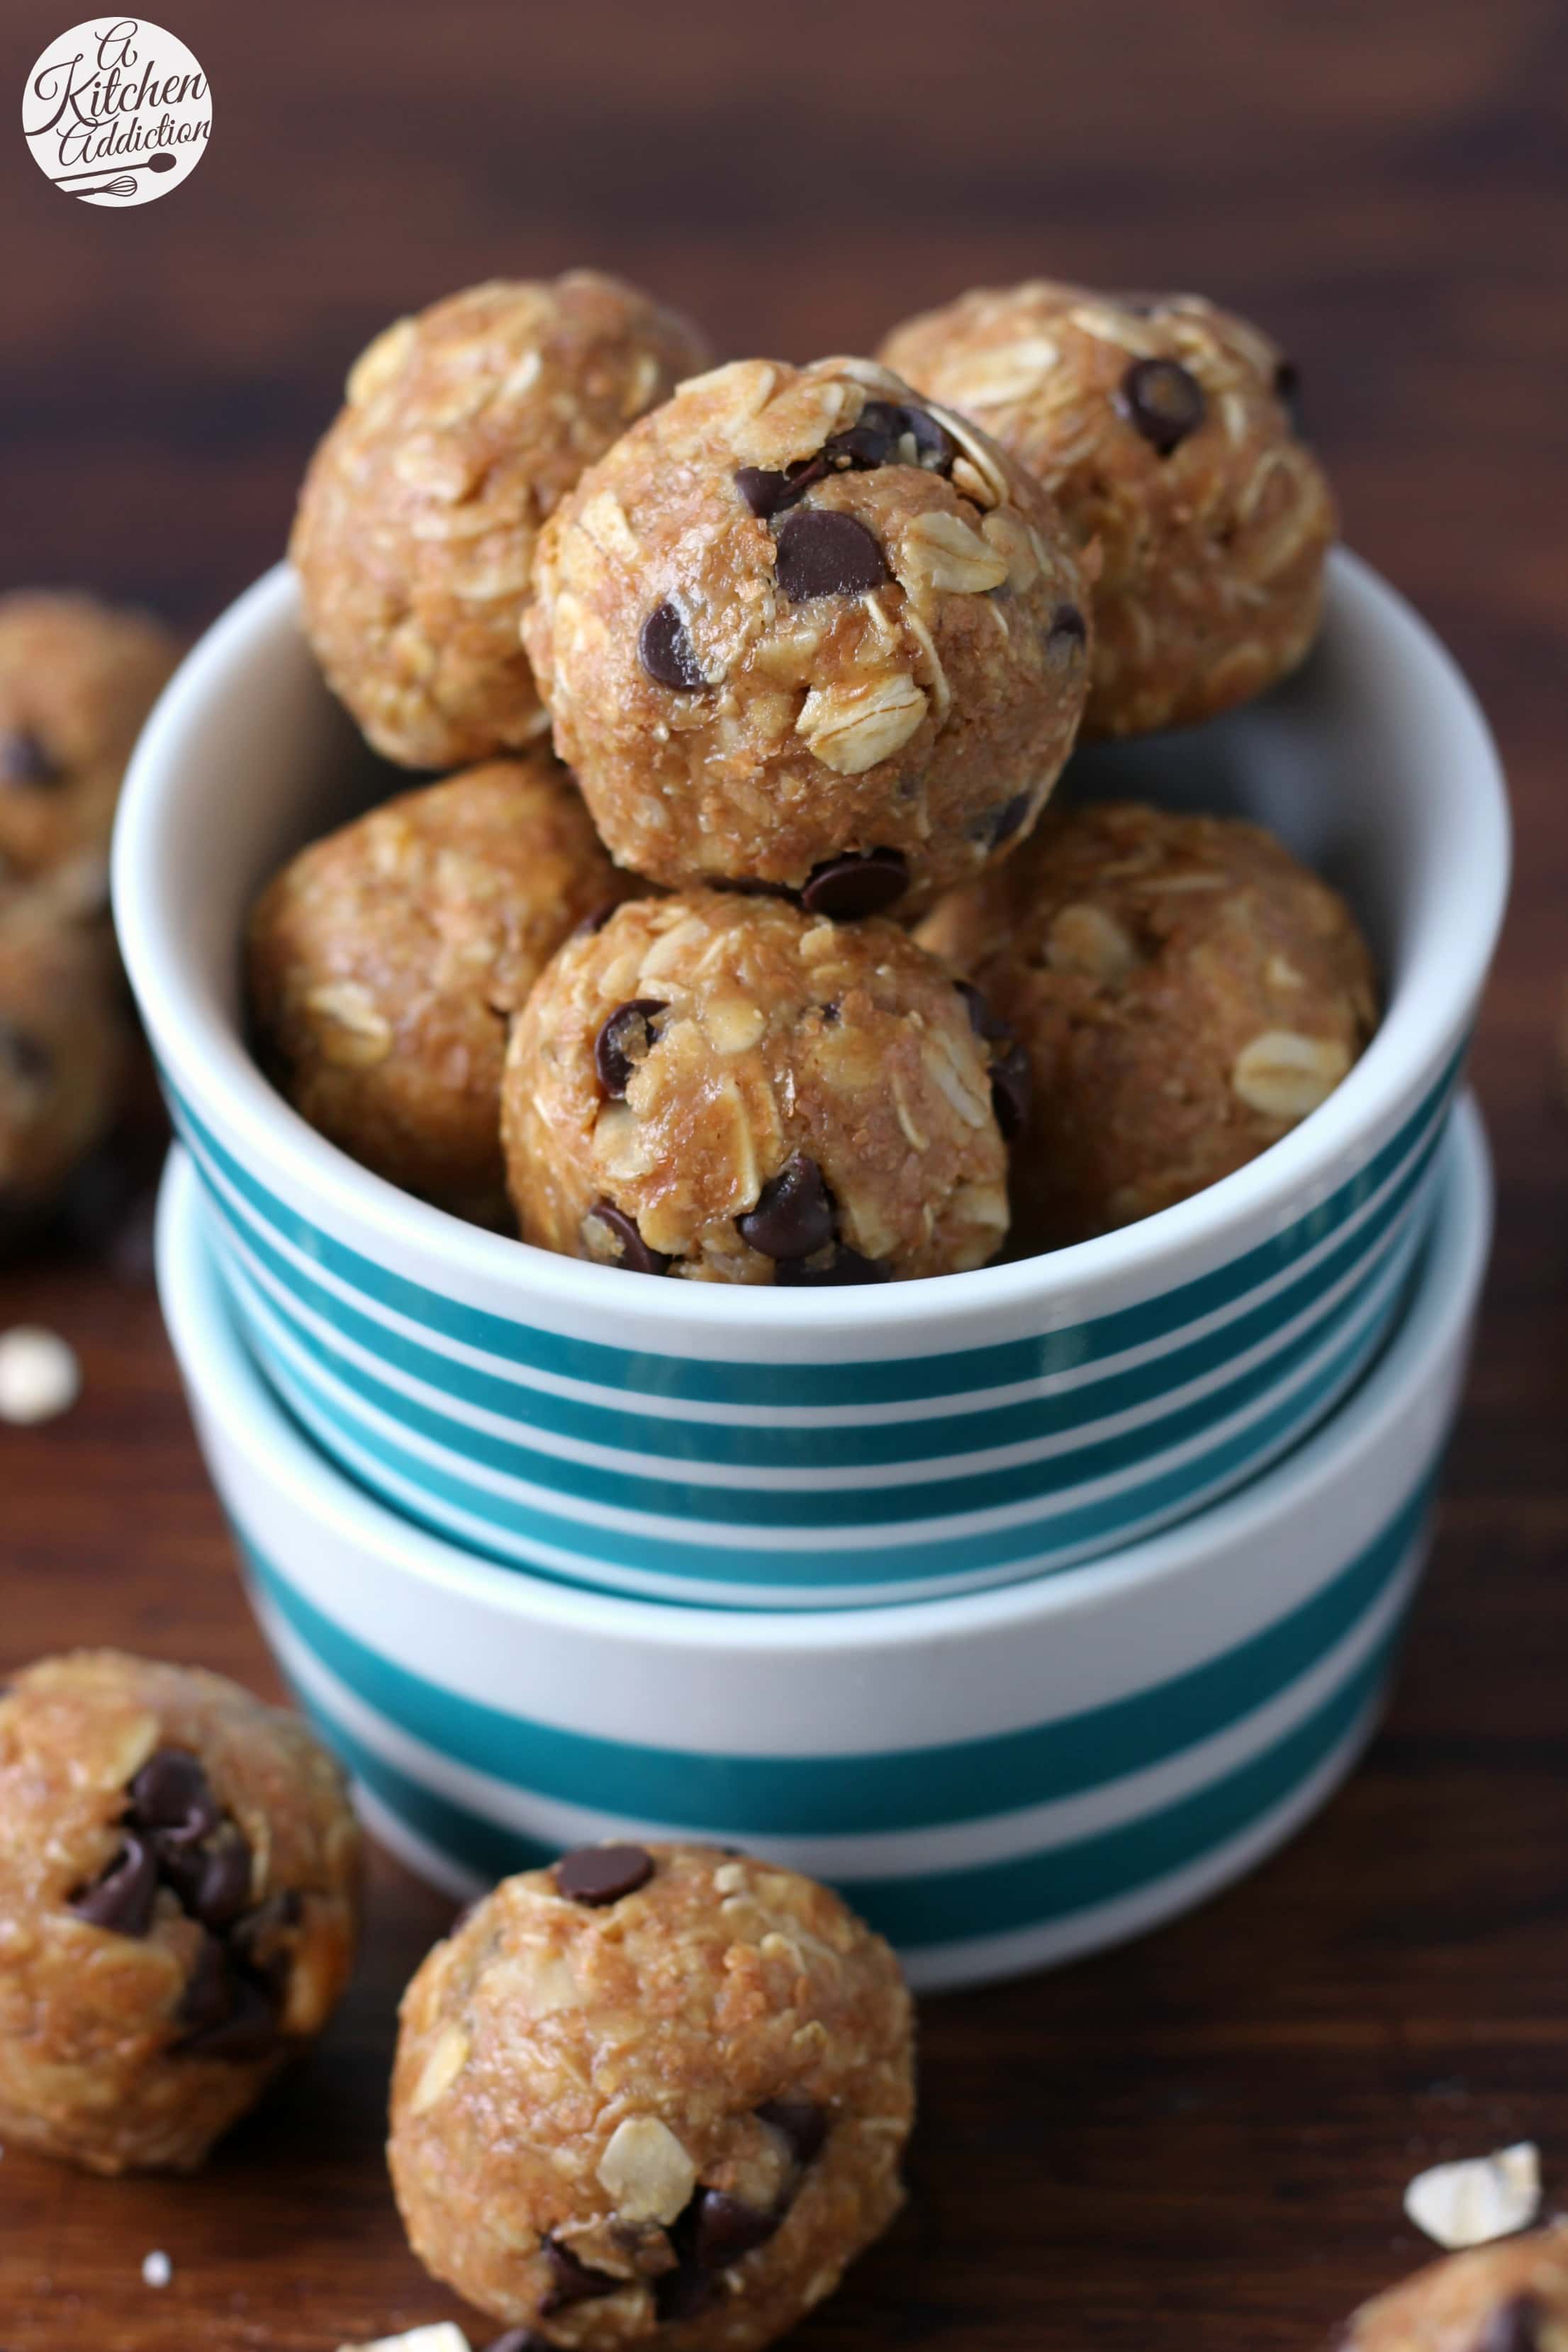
188,1837,254,1933
990,1041,1031,1140
654,2263,718,2324
127,1747,221,1844
737,1154,835,1262
955,981,1013,1045
0,1021,52,1087
174,1934,280,2061
691,2189,782,2269
486,2335,554,2352
638,601,705,691
776,1245,888,1288
985,792,1034,849
542,2238,625,2314
228,1888,303,1989
594,999,668,1098
69,1832,159,1937
897,403,958,473
572,899,621,940
798,848,908,919
581,1202,671,1278
1275,358,1304,435
735,466,796,520
554,1842,655,1905
1047,603,1087,660
755,2098,829,2165
1474,2298,1542,2352
822,398,905,471
1115,357,1206,456
774,509,890,602
0,729,60,787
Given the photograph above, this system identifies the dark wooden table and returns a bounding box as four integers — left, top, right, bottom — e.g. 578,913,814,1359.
3,2,1567,2343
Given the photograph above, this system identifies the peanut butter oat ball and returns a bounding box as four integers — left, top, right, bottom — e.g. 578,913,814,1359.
503,888,1016,1283
917,800,1377,1250
0,883,130,1233
0,590,179,881
0,1651,362,2175
520,357,1091,912
247,755,642,1227
880,282,1336,740
388,1842,914,2350
1336,2227,1568,2350
291,273,712,768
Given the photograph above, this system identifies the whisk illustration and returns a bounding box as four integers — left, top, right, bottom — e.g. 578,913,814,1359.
50,150,177,196
63,174,139,199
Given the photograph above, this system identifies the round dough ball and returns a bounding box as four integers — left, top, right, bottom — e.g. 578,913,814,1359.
0,590,180,881
520,356,1091,911
1338,2227,1568,2349
291,273,712,768
388,1842,914,2349
503,888,1016,1284
0,885,130,1231
917,800,1377,1250
880,281,1336,740
247,755,642,1227
0,1650,362,2175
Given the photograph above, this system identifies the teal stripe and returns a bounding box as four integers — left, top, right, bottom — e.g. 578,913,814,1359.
235,1247,1412,1587
275,1619,1402,1950
165,1044,1465,1410
196,1094,1445,1476
237,1469,1433,1835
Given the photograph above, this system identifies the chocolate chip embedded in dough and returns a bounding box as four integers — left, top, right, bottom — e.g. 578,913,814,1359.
1274,357,1305,435
737,1153,836,1262
691,2188,783,2268
775,1245,889,1289
1115,357,1206,456
541,2236,627,2313
0,729,61,787
774,509,890,603
755,2098,829,2164
594,999,668,1099
990,1041,1032,1141
581,1202,671,1278
638,600,705,691
554,1842,655,1905
127,1747,222,1845
798,847,908,920
1047,603,1087,663
69,1832,159,1937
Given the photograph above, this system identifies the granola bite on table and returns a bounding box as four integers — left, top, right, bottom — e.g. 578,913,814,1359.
0,880,130,1237
0,1650,362,2175
503,888,1018,1283
388,1842,914,2350
880,281,1336,740
247,753,641,1226
0,589,180,882
1335,2225,1568,2349
291,271,712,768
520,355,1092,913
917,799,1377,1251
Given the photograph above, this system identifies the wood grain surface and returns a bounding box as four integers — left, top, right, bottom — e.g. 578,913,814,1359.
2,1,1566,2343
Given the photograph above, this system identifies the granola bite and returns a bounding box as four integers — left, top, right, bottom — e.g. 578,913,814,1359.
1336,2226,1568,2349
520,356,1091,912
388,1842,914,2350
0,882,130,1234
247,754,640,1227
291,273,711,768
917,800,1377,1250
502,888,1016,1284
880,282,1336,739
0,590,179,881
0,1650,362,2175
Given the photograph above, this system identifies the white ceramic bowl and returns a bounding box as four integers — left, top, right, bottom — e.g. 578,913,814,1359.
117,554,1507,1608
158,1098,1490,1991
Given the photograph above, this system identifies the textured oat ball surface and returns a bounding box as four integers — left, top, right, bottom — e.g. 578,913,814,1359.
1338,2226,1568,2349
521,356,1091,910
0,1650,362,2175
291,273,711,769
917,800,1377,1250
388,1842,914,2348
880,282,1336,741
0,590,180,881
503,888,1014,1283
0,883,130,1227
248,754,638,1226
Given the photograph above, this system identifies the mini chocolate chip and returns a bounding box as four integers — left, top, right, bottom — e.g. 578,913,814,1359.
190,1837,254,1933
1275,358,1305,435
638,600,705,691
735,466,794,519
990,1041,1031,1140
0,1021,52,1087
1474,2298,1542,2352
228,1888,303,1989
542,2238,625,2313
1115,357,1206,456
128,1747,221,1844
774,508,890,602
654,2263,717,2324
174,1934,280,2061
822,398,905,471
985,792,1034,849
755,2098,829,2165
595,998,668,1098
955,980,1014,1045
692,2189,783,2268
572,899,621,940
0,729,60,787
554,1842,655,1905
776,1245,887,1288
582,1202,671,1277
1048,603,1087,659
897,403,958,472
737,1154,835,1261
799,848,908,919
70,1832,159,1937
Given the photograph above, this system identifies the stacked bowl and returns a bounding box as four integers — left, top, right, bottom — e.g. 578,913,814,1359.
116,547,1507,1988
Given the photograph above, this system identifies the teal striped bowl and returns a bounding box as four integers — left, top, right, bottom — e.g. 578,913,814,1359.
116,554,1508,1607
157,1101,1491,1990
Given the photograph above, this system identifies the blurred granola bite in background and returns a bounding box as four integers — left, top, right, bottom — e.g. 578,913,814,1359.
0,878,131,1241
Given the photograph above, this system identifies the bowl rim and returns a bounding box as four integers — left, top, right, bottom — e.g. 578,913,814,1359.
117,549,1509,1343
157,1093,1491,1656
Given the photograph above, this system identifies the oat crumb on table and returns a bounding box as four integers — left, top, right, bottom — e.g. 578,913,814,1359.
0,1326,82,1425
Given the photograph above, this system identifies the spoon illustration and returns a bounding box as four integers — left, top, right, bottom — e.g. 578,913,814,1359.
64,174,139,199
52,150,177,184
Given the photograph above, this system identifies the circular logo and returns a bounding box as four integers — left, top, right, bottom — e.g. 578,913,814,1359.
22,18,211,207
